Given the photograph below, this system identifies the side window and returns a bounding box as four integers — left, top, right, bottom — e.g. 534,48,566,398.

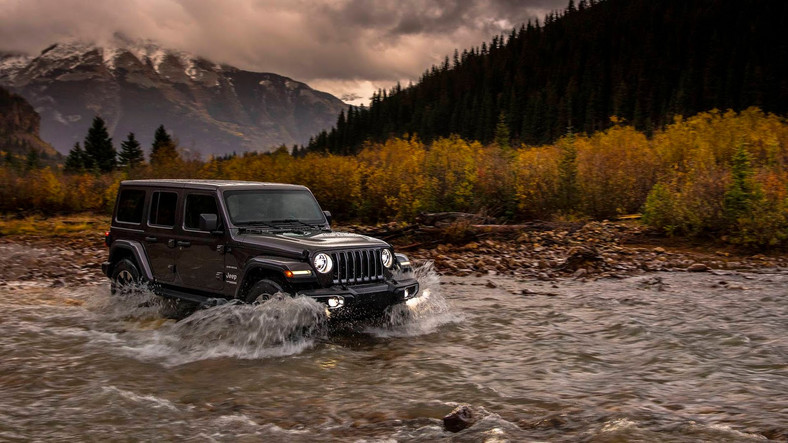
149,191,178,228
184,194,219,231
116,189,145,224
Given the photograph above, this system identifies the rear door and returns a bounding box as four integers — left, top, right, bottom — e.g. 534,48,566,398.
112,187,147,247
145,190,179,283
175,192,225,292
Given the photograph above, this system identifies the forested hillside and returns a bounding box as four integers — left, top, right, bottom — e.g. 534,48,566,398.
307,0,788,154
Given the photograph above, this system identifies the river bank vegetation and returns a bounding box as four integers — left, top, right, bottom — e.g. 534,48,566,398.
1,108,787,248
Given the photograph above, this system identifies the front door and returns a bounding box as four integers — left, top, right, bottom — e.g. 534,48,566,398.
175,193,225,292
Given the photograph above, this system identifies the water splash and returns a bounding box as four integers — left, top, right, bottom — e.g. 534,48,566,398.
125,296,328,366
85,283,166,322
366,262,462,337
83,264,457,365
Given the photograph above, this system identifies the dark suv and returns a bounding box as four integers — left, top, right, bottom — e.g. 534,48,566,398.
102,179,419,317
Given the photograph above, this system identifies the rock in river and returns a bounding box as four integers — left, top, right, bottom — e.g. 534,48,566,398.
443,404,477,432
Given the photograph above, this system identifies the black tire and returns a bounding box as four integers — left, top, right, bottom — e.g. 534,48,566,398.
245,279,286,304
110,258,142,295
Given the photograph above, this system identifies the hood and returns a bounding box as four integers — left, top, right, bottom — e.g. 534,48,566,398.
235,230,389,256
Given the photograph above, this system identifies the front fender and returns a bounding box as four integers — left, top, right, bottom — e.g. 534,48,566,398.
235,256,315,298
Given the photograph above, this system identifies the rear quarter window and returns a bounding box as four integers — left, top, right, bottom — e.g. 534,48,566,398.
116,189,146,224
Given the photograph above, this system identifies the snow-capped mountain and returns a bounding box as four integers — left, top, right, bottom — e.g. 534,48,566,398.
0,37,347,155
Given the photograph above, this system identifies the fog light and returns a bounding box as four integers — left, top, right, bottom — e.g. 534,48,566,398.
406,288,430,308
327,296,344,309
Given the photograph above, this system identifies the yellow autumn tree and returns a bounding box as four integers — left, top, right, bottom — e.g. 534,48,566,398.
422,136,478,213
576,125,657,218
357,137,428,222
513,145,560,219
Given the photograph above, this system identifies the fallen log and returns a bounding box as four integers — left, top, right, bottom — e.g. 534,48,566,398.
417,212,493,226
366,224,420,240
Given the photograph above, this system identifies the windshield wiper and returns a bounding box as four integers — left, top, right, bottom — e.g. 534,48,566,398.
268,219,326,231
270,219,308,226
235,221,279,232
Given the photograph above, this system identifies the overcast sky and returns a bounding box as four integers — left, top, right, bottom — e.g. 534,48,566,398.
0,0,567,105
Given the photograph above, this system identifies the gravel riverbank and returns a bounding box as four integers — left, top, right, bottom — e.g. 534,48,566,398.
355,220,788,280
1,220,785,288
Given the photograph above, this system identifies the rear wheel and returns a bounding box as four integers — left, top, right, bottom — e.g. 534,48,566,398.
110,258,142,295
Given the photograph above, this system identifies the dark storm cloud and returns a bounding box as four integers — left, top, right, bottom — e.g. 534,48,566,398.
322,0,559,38
0,0,567,102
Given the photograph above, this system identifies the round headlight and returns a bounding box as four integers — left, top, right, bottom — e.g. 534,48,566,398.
314,253,333,273
381,249,393,268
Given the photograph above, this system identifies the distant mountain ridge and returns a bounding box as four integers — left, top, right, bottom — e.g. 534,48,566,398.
0,36,347,156
0,85,56,158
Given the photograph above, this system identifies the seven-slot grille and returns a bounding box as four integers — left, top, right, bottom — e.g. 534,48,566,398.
329,249,385,285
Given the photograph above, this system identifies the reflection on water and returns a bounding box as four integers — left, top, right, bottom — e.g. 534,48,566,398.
0,266,785,441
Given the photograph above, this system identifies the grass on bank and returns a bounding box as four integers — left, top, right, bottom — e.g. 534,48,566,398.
0,214,110,238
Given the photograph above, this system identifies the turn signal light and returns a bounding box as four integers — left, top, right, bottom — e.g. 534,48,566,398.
284,270,312,278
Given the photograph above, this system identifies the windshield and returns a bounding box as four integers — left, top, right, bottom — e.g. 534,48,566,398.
224,189,326,226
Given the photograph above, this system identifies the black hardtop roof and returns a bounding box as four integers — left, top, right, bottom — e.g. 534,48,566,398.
120,179,308,192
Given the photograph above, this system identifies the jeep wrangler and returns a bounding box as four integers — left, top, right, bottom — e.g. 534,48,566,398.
102,180,420,318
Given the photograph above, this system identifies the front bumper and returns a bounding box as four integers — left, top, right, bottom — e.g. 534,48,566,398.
297,277,420,317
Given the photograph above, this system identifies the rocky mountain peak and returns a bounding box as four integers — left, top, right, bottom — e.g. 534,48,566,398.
0,86,57,157
0,37,346,156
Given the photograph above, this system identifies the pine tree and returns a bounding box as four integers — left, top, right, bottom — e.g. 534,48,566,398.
64,142,88,173
25,149,41,170
83,116,116,172
493,112,511,149
150,125,180,167
557,134,579,212
117,132,145,168
723,144,760,223
3,152,18,170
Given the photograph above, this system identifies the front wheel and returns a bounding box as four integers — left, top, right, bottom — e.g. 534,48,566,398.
245,279,286,304
110,258,142,295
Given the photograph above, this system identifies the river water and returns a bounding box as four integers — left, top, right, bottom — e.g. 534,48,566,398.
1,265,786,442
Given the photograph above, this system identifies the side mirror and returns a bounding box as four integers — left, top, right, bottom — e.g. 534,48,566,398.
199,213,219,232
323,210,332,224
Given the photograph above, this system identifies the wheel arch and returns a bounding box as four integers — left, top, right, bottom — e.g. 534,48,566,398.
108,240,154,280
235,257,304,299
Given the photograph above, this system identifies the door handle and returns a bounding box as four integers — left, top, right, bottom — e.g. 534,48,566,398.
145,236,158,242
177,240,191,248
